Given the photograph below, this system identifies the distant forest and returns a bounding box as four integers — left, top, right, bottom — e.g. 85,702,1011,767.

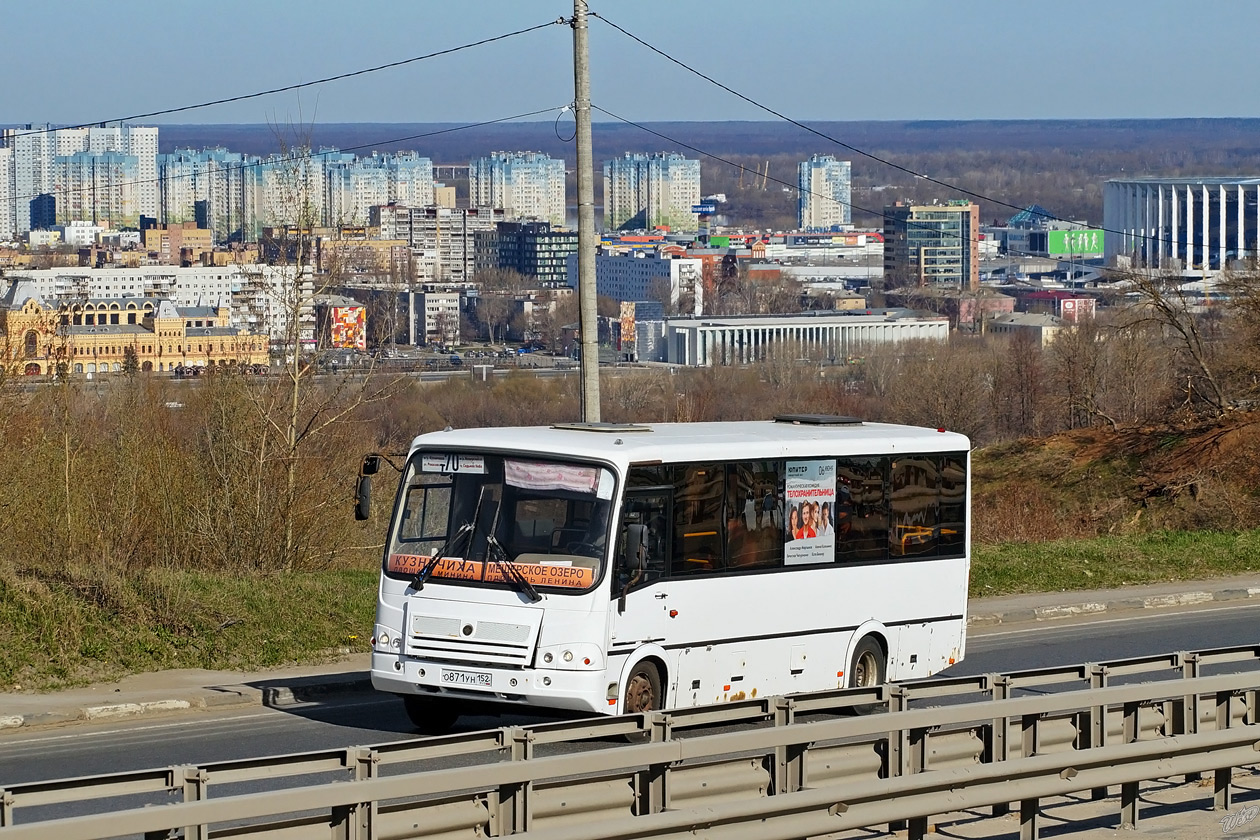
158,119,1260,231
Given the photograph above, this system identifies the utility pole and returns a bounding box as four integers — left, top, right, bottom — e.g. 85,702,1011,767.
572,0,601,422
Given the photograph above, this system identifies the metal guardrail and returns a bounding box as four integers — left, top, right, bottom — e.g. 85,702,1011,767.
2,645,1259,839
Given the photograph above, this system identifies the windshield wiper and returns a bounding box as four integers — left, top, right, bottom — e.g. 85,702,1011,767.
412,487,485,591
484,502,541,602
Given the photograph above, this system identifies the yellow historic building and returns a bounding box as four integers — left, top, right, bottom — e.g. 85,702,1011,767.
1,281,269,376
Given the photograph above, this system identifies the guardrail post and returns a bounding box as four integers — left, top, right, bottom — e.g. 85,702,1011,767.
987,674,1011,817
495,726,535,835
1181,652,1202,782
771,697,805,795
638,712,673,816
180,766,208,840
1088,664,1109,801
0,789,12,827
1019,712,1042,840
330,747,377,840
908,725,930,840
886,685,909,833
1214,691,1233,811
1120,701,1140,828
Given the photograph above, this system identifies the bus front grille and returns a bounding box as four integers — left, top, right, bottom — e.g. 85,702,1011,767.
407,614,535,665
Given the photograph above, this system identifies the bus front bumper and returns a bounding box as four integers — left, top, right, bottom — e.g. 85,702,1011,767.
371,652,612,716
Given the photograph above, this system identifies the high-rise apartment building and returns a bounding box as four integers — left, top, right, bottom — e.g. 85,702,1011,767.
370,205,505,284
325,152,434,226
797,155,852,231
469,152,566,227
882,200,980,290
603,152,701,231
54,151,140,229
159,147,258,244
1,123,158,234
0,147,13,241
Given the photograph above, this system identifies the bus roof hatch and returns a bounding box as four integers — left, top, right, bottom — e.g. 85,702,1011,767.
774,414,864,426
551,422,654,433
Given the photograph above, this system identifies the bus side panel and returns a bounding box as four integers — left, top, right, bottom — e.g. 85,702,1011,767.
628,554,967,706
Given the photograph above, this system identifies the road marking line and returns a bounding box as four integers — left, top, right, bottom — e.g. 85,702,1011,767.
969,602,1260,641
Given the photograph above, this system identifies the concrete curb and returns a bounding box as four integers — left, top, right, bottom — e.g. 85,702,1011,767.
967,585,1260,627
0,674,372,732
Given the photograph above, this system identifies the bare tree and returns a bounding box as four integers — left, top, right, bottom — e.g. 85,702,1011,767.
1118,269,1229,416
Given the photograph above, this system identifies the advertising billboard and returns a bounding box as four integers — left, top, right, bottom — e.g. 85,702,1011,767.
330,306,366,350
1048,229,1103,256
618,301,636,354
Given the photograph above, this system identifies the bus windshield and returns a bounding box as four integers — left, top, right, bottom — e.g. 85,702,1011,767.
384,451,616,594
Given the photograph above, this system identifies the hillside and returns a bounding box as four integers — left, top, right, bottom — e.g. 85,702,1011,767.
973,412,1260,545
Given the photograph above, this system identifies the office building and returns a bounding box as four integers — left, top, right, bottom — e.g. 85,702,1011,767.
603,153,701,231
661,311,949,366
475,221,578,285
797,155,852,230
883,200,980,289
1103,177,1260,271
469,152,565,226
565,250,703,315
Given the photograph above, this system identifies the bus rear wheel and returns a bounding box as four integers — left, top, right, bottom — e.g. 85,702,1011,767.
402,695,460,735
848,636,886,715
623,662,662,714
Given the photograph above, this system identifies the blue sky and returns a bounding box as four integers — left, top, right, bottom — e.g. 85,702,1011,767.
3,0,1257,125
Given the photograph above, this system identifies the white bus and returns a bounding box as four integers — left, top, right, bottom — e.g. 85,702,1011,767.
360,415,970,733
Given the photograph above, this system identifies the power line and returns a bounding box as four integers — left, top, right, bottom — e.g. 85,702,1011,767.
3,19,565,137
592,103,1128,284
589,10,1207,262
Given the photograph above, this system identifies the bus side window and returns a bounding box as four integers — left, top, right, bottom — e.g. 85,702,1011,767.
835,456,888,563
672,464,725,575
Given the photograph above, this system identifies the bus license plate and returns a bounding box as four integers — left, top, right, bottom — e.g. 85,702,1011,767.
441,668,492,687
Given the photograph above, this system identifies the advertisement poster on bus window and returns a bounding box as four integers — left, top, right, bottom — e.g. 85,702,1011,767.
784,459,837,565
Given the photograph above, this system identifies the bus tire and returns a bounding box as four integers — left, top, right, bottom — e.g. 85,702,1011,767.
848,636,886,715
402,695,460,735
623,661,662,714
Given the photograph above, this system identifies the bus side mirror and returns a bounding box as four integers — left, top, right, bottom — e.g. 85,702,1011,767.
355,475,372,521
355,454,380,521
621,521,646,572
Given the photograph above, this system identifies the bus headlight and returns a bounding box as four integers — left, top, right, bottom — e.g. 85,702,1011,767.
374,624,403,652
536,644,602,670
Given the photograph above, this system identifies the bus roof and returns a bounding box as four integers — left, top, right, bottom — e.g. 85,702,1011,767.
409,419,969,469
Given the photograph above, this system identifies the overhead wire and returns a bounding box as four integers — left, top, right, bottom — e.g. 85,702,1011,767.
589,9,1214,267
593,103,1101,281
4,20,566,137
6,106,572,209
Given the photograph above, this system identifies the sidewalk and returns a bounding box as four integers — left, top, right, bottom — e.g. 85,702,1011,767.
2,573,1259,733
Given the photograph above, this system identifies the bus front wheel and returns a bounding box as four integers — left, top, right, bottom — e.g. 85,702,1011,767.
848,636,886,715
623,662,662,714
402,695,460,735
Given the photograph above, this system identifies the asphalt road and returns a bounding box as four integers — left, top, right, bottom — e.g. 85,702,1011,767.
2,601,1258,794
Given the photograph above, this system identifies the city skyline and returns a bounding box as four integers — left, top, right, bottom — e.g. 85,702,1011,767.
1,1,1257,127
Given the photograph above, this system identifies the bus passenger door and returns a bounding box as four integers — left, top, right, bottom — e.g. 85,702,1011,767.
611,492,673,665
